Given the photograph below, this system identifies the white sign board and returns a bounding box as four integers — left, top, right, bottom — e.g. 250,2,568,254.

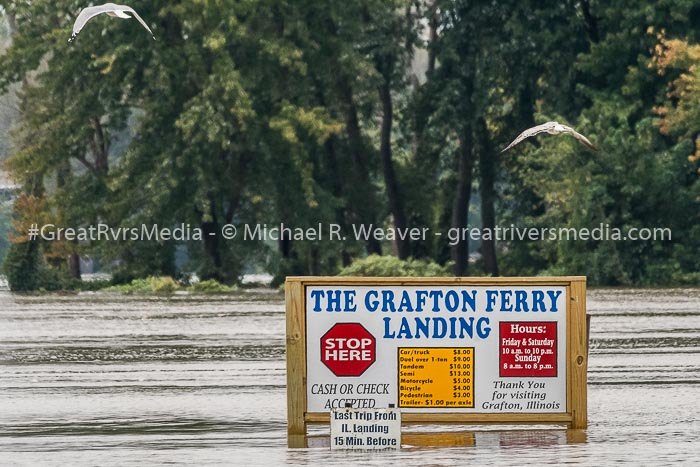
306,285,566,413
330,407,401,450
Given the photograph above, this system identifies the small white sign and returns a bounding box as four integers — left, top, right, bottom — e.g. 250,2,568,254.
330,407,401,450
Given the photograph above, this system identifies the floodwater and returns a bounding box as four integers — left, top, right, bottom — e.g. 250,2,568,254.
0,288,699,465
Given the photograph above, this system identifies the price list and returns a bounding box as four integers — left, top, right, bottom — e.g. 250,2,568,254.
398,347,474,408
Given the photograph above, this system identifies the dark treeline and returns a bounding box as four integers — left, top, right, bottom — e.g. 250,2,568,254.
0,0,698,289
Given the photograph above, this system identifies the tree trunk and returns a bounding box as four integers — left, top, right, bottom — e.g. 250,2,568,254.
201,220,223,280
339,80,382,255
477,118,498,276
451,128,475,276
379,78,410,259
408,0,441,259
324,137,352,266
309,246,320,276
91,117,109,176
580,0,599,43
280,236,292,259
324,15,380,256
427,0,439,76
6,12,19,38
199,197,224,282
68,253,81,279
56,160,82,280
517,83,536,132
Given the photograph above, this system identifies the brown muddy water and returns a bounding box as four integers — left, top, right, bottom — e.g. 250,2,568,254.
0,288,699,465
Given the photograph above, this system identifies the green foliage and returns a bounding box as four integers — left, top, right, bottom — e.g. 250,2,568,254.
1,239,83,291
105,276,180,294
496,1,700,286
107,242,177,285
67,279,112,291
103,276,240,294
0,1,698,288
339,255,450,277
2,240,41,291
188,279,239,293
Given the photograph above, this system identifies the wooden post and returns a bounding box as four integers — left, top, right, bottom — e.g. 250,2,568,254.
569,278,588,429
285,279,306,448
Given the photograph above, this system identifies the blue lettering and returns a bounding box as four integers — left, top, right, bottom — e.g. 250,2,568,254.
428,290,442,311
485,290,498,312
382,290,396,312
432,317,447,338
381,316,492,340
343,290,356,312
397,318,413,338
532,290,546,311
547,290,562,312
415,290,428,311
310,290,324,312
461,290,477,312
366,290,379,312
326,290,341,312
477,317,491,338
398,291,414,312
383,317,395,338
444,291,459,311
414,317,430,338
501,290,513,311
514,290,529,312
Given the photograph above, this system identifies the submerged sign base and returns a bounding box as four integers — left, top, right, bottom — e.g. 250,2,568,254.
286,277,587,448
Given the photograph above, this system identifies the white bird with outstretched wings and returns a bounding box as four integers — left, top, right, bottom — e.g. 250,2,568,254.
70,3,155,42
501,121,597,153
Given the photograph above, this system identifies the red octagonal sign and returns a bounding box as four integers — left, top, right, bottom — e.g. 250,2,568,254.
320,323,376,377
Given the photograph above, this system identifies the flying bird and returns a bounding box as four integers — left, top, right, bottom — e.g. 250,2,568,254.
69,3,155,42
501,121,597,153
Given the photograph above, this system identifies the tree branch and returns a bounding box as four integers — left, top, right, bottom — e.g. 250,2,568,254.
74,154,98,176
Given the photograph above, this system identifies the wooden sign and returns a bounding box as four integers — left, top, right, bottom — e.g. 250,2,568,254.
286,276,587,448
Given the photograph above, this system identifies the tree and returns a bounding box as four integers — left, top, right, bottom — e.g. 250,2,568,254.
499,0,700,284
1,0,698,287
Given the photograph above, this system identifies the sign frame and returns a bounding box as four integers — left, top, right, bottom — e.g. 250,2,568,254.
286,276,587,448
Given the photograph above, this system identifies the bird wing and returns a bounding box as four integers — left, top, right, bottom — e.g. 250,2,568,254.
70,3,155,42
110,10,132,19
115,5,156,39
71,4,118,40
501,122,555,153
560,124,598,151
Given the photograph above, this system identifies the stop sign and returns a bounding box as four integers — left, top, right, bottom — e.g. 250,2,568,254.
320,323,376,376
